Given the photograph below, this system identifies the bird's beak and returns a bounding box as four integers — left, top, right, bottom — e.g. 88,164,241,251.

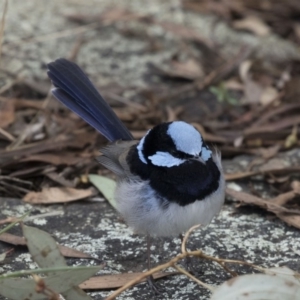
191,156,206,164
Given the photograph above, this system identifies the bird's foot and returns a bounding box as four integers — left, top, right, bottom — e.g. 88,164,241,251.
147,275,162,295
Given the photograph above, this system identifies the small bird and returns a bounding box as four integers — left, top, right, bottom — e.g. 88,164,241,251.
47,58,225,289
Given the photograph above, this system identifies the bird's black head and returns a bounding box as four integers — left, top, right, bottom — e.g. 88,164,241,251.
136,121,212,167
127,121,221,206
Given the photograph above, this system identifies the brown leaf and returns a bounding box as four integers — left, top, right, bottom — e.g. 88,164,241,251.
0,232,94,259
258,158,286,172
227,188,300,214
225,166,300,181
23,187,96,204
44,172,76,188
20,153,84,166
0,98,15,128
233,16,271,37
276,214,300,229
0,131,97,165
271,191,298,206
260,86,278,106
79,272,175,290
244,115,300,137
157,21,213,48
169,59,204,80
150,59,204,81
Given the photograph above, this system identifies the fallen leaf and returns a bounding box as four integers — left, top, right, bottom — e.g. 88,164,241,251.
0,98,15,128
88,174,117,209
225,166,300,181
23,225,66,268
233,16,271,37
226,188,300,215
44,172,77,188
0,131,97,166
211,267,300,300
79,271,175,289
62,286,94,300
0,252,6,262
23,187,96,204
226,188,300,229
0,266,102,300
0,232,94,259
258,158,287,172
260,86,278,106
151,58,204,81
270,190,298,206
20,153,84,166
276,214,300,229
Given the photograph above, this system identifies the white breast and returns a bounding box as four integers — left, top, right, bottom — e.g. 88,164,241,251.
115,153,225,237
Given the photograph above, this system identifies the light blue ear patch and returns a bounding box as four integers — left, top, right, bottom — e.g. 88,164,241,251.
167,121,202,156
137,132,149,164
201,147,212,161
148,151,185,167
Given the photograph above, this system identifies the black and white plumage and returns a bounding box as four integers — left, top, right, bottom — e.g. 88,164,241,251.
47,58,225,237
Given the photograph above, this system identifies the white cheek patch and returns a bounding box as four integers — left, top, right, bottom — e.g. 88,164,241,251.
201,147,212,161
137,132,149,164
167,121,202,156
148,151,185,167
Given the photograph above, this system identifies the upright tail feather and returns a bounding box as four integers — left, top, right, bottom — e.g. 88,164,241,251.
47,58,133,142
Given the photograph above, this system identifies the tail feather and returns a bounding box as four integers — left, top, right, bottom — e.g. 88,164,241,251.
47,58,133,142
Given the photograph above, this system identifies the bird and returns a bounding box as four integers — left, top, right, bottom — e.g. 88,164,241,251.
47,58,225,290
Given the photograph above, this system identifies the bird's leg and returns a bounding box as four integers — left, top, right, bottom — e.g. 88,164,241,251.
146,235,161,294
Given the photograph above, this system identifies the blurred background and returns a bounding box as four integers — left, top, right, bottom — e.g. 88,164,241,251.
1,0,300,211
1,1,300,299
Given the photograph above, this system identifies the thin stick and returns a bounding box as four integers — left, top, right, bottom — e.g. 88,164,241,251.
181,224,201,253
173,265,214,292
0,0,8,60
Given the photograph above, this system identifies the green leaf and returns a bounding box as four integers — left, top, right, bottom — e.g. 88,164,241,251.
22,225,66,269
62,286,94,300
88,174,117,209
0,266,102,300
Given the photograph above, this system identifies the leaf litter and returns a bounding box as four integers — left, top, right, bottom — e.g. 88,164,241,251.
1,1,300,299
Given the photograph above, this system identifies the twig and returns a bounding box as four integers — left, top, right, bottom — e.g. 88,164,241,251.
0,0,8,60
0,127,15,142
173,264,214,292
181,224,201,253
105,248,269,300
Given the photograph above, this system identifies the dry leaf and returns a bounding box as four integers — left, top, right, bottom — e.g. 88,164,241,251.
233,16,271,37
211,267,300,300
225,166,300,181
276,214,300,229
0,232,94,259
150,58,204,81
260,86,278,106
23,187,96,204
170,58,204,80
0,98,15,128
258,158,287,172
79,272,175,290
226,188,300,229
243,79,264,104
20,153,84,166
226,188,300,214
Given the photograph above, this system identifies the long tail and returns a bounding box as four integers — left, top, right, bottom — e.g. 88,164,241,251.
47,58,133,142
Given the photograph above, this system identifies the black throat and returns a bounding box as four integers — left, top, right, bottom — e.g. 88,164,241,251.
127,147,221,206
